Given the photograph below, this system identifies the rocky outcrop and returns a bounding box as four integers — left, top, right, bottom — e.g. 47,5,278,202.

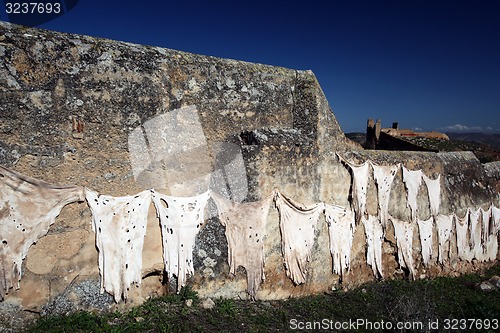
0,20,498,325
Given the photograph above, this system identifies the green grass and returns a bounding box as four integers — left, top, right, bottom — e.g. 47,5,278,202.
28,264,500,332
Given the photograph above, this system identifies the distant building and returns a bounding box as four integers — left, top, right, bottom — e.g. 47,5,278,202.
382,122,449,140
366,119,448,151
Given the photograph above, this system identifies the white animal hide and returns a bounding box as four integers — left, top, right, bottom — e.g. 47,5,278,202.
338,155,370,223
480,206,492,246
362,215,384,278
454,211,472,262
471,206,499,262
402,166,422,222
436,214,454,264
486,205,500,261
275,192,324,285
0,165,85,301
483,232,498,262
469,208,482,260
325,204,355,279
151,190,210,292
371,162,399,229
211,191,275,299
417,217,434,267
390,217,416,279
492,205,500,234
86,189,151,302
422,174,441,217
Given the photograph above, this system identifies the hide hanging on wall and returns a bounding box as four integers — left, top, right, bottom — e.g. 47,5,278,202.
337,154,370,223
481,206,492,247
371,162,399,230
390,216,416,279
151,190,211,292
0,165,85,301
402,166,423,222
362,215,384,278
468,208,482,260
454,211,472,262
417,217,434,267
86,189,151,302
275,191,324,285
422,174,441,217
325,204,355,280
211,191,275,299
435,214,454,264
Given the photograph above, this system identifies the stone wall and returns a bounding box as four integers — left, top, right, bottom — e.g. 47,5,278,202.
0,21,498,321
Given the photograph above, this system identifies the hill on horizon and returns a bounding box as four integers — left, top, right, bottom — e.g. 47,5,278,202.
445,132,500,148
345,131,500,163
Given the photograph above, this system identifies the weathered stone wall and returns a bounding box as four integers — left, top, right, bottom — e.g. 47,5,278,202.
0,21,498,322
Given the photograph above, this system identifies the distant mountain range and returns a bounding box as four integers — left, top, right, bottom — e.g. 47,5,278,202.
445,133,500,148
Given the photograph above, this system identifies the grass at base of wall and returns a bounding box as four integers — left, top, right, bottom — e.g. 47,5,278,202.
28,263,500,333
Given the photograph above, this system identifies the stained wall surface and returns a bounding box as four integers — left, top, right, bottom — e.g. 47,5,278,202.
0,21,498,318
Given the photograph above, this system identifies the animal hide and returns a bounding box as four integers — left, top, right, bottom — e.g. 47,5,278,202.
211,191,275,299
362,215,384,278
435,214,454,264
422,174,441,217
485,205,500,261
390,216,416,279
0,165,85,301
454,211,472,262
151,190,211,292
493,205,500,234
469,208,482,260
481,206,492,246
338,154,370,223
482,229,498,262
275,192,324,285
324,204,355,279
371,162,399,229
86,189,151,303
402,166,422,222
417,217,434,267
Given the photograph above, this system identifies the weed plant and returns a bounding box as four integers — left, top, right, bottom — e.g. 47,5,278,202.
28,265,499,332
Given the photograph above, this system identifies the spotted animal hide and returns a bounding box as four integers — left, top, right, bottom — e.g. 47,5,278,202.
454,211,472,262
151,190,210,292
417,217,434,267
86,189,151,303
211,191,275,299
436,214,454,264
325,204,355,279
371,162,399,229
402,166,422,222
362,215,384,278
422,174,441,217
338,154,370,223
390,216,416,279
0,165,85,301
275,192,324,285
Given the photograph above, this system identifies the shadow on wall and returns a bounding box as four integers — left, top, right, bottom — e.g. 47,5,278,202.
127,105,249,204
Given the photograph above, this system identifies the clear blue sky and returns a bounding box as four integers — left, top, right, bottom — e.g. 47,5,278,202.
2,0,499,133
